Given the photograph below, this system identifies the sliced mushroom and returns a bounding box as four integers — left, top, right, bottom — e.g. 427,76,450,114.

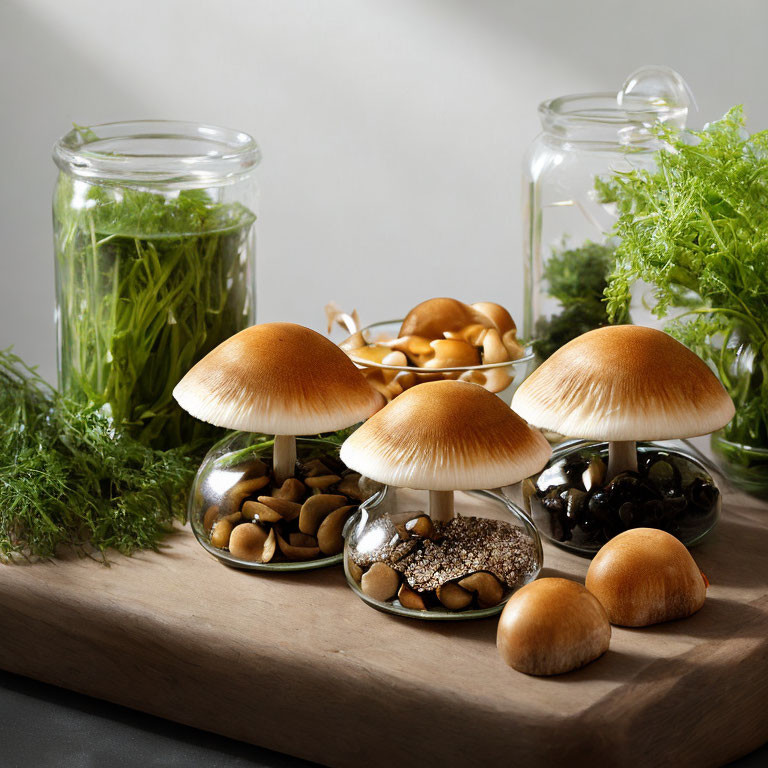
443,323,488,346
305,474,342,490
472,301,516,336
398,583,427,611
275,530,321,560
256,496,301,522
392,371,417,392
203,505,220,533
347,558,364,583
221,475,271,513
436,581,473,610
210,518,234,549
403,514,435,539
241,500,282,524
382,350,408,367
302,458,331,478
229,523,274,562
482,328,512,364
501,330,525,361
458,571,504,608
521,477,537,515
483,366,514,393
359,476,385,500
388,335,433,357
423,339,480,368
346,345,391,364
361,562,401,602
299,494,348,535
582,455,607,492
273,478,306,503
237,458,268,479
316,505,356,555
458,370,487,386
336,472,366,501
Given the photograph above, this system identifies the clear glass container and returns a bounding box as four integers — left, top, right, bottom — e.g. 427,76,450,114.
523,68,691,362
341,320,536,404
52,121,259,449
518,441,720,557
343,487,543,620
190,433,375,571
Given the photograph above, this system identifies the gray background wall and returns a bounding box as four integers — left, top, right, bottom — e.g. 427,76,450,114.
1,0,766,382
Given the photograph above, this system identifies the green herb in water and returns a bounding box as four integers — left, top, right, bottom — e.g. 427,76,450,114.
599,106,768,492
54,138,256,450
533,240,628,360
0,349,197,561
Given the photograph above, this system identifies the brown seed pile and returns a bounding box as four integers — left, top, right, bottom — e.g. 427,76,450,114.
351,515,538,591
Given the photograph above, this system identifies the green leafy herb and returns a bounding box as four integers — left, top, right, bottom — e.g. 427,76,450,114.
0,349,197,561
599,106,768,485
54,159,256,450
533,240,628,360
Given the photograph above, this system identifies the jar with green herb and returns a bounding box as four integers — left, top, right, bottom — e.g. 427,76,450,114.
52,121,259,450
523,67,692,361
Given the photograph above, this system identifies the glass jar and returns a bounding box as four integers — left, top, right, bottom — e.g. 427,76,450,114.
52,121,259,450
523,68,691,361
343,487,543,620
190,432,374,571
518,441,720,557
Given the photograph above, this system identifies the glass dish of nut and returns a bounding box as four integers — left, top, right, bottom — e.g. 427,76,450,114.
512,325,734,556
328,298,536,404
174,322,384,570
340,380,550,619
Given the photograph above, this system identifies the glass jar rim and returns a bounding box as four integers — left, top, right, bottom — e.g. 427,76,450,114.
539,92,687,143
53,120,261,186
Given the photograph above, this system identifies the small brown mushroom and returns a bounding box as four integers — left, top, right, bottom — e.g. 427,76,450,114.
458,571,504,608
299,494,347,535
336,473,366,501
361,562,401,602
398,583,427,611
436,581,473,610
210,518,234,549
237,458,268,479
403,514,435,539
256,496,301,522
241,501,282,524
273,477,306,502
388,335,433,357
316,505,356,555
221,475,271,513
423,339,480,369
302,458,331,477
305,474,342,490
289,532,318,548
347,558,364,583
228,523,274,562
275,530,320,560
203,505,220,534
482,328,512,364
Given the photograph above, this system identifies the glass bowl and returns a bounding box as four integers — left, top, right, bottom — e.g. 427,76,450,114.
518,441,721,557
341,320,536,404
190,433,376,571
343,486,543,620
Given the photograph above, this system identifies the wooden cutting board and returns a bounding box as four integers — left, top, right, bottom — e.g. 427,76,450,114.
0,476,766,767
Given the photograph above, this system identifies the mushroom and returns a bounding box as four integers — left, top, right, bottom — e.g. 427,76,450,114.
317,505,356,555
173,322,384,485
241,501,283,524
398,298,493,341
436,581,473,610
511,326,735,480
585,528,708,626
423,339,481,369
361,562,401,601
276,530,320,560
229,524,276,563
398,584,427,611
304,474,341,490
341,380,551,522
458,571,504,608
298,494,348,535
255,496,301,522
472,302,517,336
497,578,611,675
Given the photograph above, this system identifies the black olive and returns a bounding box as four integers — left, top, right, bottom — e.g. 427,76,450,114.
588,490,612,520
664,495,688,519
686,477,718,512
646,460,680,494
618,502,635,527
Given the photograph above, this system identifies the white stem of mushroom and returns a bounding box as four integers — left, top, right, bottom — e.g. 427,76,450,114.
607,440,638,480
273,434,297,485
429,490,455,522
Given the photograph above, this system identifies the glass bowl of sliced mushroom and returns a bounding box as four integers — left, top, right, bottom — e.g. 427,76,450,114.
339,380,550,619
174,322,385,570
511,326,734,556
328,298,536,403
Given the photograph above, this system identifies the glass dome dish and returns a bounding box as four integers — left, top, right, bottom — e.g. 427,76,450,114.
341,320,536,405
516,441,720,557
190,433,375,571
343,487,543,620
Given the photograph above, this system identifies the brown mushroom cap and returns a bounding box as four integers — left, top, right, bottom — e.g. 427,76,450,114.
585,528,707,627
173,322,384,434
512,325,734,441
340,380,551,490
497,578,611,675
399,298,493,340
472,302,517,336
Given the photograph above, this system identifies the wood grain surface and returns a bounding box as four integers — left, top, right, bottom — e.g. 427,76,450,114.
0,476,765,767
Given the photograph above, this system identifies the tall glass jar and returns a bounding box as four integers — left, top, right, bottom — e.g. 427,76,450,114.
52,121,259,450
523,69,690,362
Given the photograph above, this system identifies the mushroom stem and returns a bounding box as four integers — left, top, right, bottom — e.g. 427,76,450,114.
607,440,638,479
273,434,297,484
428,490,455,522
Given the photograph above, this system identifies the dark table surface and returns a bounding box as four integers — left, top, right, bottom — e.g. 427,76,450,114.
0,670,764,768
